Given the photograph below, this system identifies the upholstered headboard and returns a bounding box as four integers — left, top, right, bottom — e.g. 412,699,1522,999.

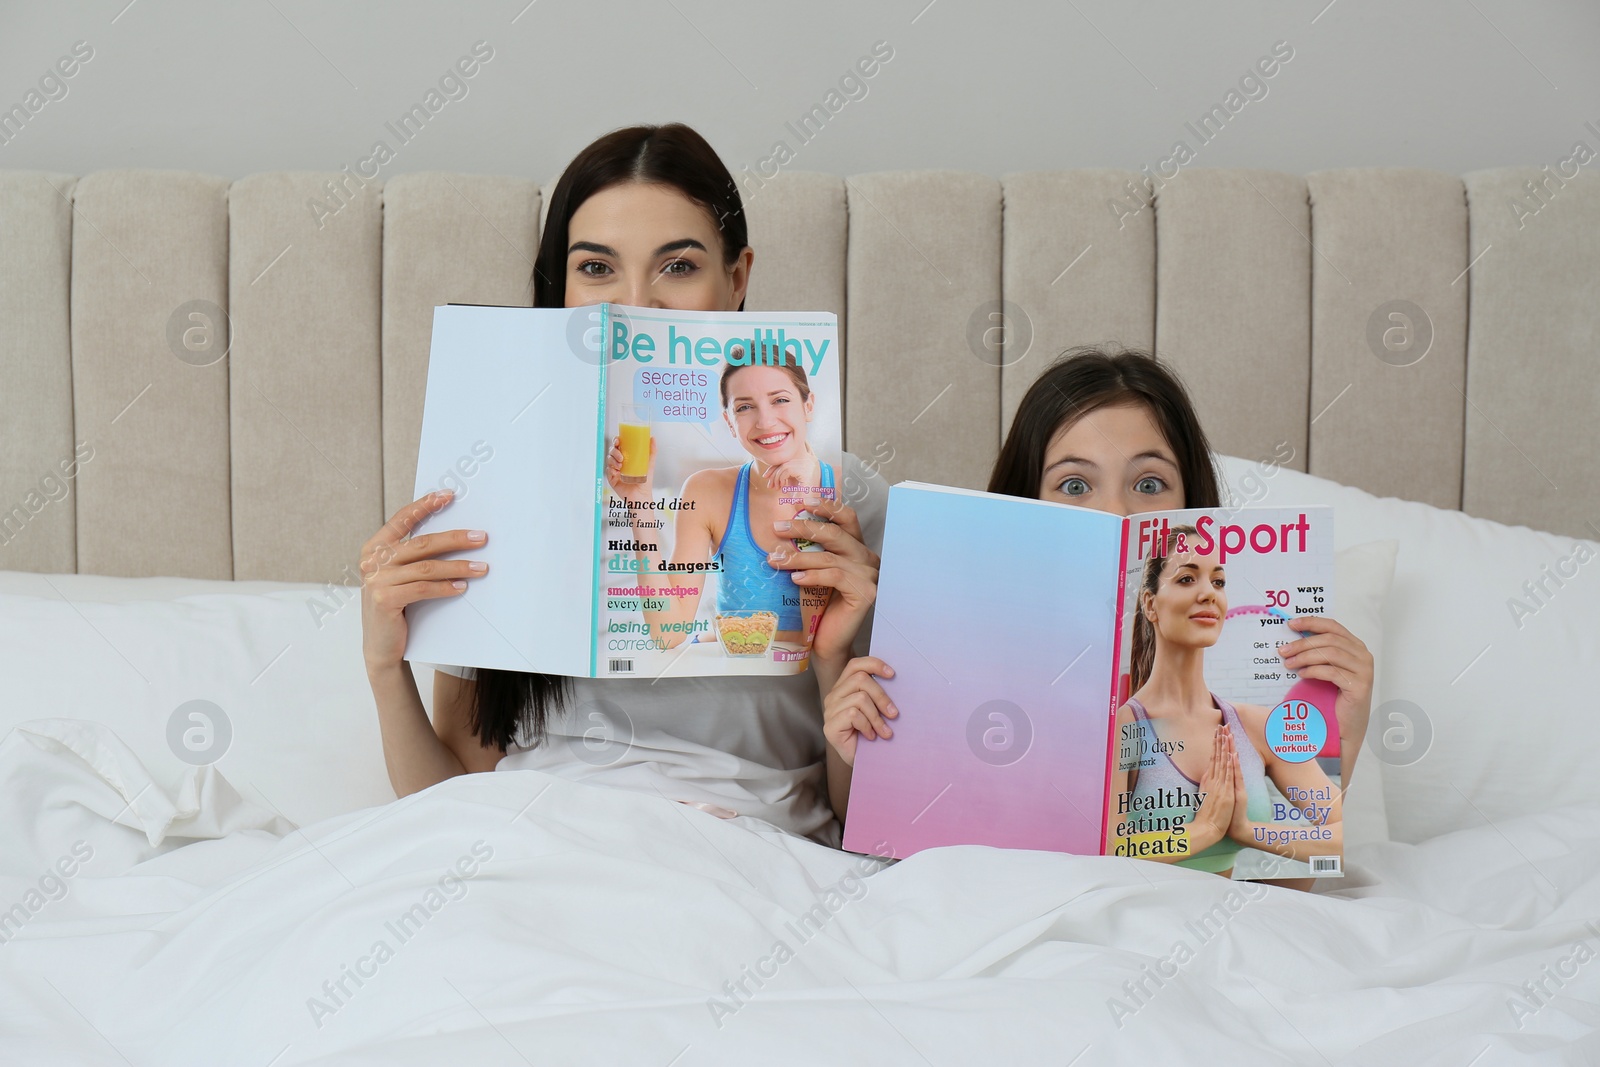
1,167,1595,584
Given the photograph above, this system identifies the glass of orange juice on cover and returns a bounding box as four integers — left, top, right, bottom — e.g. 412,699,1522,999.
618,421,651,484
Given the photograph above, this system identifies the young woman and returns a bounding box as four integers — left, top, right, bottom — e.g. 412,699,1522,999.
1112,524,1342,876
603,353,833,649
360,124,881,844
823,348,1373,878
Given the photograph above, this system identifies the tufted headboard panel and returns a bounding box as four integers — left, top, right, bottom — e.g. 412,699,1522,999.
1,166,1594,582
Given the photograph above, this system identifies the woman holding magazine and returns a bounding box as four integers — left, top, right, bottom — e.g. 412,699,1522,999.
358,124,882,846
823,348,1373,882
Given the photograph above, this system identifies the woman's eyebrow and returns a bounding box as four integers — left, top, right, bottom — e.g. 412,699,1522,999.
567,238,708,257
729,388,796,403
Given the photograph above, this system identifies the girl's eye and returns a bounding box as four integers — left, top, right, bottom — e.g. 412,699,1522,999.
576,260,611,278
1135,475,1167,495
662,258,695,276
1059,477,1090,497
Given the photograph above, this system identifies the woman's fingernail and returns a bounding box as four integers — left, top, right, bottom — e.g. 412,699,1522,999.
451,580,467,590
804,495,822,506
774,520,792,532
467,530,486,541
467,561,487,572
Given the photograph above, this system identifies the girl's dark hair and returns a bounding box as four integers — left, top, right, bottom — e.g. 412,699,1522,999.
1129,523,1201,694
471,122,748,752
987,346,1222,508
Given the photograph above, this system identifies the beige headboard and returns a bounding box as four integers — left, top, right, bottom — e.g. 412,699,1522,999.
1,167,1595,584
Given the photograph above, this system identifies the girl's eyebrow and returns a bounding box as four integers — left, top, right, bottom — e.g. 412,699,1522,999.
567,238,708,257
1045,449,1176,476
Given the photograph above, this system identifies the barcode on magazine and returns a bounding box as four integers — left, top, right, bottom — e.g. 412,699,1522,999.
1310,855,1342,875
608,659,634,674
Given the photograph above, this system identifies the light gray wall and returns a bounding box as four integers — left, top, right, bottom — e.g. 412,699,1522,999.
1,0,1597,182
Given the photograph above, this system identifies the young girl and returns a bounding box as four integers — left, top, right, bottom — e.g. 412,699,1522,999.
822,347,1373,878
361,124,881,845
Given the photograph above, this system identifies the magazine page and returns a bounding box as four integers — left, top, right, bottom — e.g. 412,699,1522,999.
591,305,842,679
842,483,1125,858
1107,506,1342,879
405,304,601,676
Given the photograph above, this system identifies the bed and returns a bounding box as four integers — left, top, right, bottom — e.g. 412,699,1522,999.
2,165,1597,1064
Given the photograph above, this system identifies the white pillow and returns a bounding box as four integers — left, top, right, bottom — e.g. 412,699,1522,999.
1327,539,1399,849
0,569,403,827
1216,454,1600,843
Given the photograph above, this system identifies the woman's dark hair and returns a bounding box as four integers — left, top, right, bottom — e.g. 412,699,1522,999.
530,122,749,310
987,346,1222,508
472,122,748,752
1129,523,1201,694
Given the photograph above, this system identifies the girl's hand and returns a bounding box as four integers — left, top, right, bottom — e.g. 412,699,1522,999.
1277,615,1374,774
604,433,656,506
360,490,488,672
767,496,879,670
1188,725,1237,853
823,657,897,767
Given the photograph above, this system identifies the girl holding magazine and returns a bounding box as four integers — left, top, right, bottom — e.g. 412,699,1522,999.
360,124,882,846
823,348,1373,882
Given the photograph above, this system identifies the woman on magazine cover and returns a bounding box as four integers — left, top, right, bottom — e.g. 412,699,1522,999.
360,123,881,846
823,348,1372,879
601,351,834,650
1107,524,1343,876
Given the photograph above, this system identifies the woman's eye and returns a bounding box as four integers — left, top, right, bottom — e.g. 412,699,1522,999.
662,258,695,276
1135,475,1167,495
1059,477,1090,497
576,260,611,278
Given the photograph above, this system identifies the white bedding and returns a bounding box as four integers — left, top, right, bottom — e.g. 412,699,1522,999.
3,718,1596,1066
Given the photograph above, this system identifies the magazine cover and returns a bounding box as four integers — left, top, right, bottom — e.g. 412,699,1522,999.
404,303,841,679
1109,507,1341,880
842,483,1342,881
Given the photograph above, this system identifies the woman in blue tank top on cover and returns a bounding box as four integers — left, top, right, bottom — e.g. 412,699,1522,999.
1113,524,1343,876
603,353,834,646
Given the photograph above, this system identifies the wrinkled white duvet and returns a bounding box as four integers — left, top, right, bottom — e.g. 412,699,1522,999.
1,719,1596,1067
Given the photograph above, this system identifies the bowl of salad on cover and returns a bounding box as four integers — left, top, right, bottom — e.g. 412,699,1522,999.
712,610,779,657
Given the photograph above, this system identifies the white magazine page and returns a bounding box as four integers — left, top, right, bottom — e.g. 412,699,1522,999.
405,304,601,676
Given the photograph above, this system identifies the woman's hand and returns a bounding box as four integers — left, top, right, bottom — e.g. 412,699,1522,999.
1222,728,1256,845
1277,616,1375,779
767,496,879,671
822,657,897,767
604,433,656,507
1188,725,1237,854
760,444,822,492
360,490,488,672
